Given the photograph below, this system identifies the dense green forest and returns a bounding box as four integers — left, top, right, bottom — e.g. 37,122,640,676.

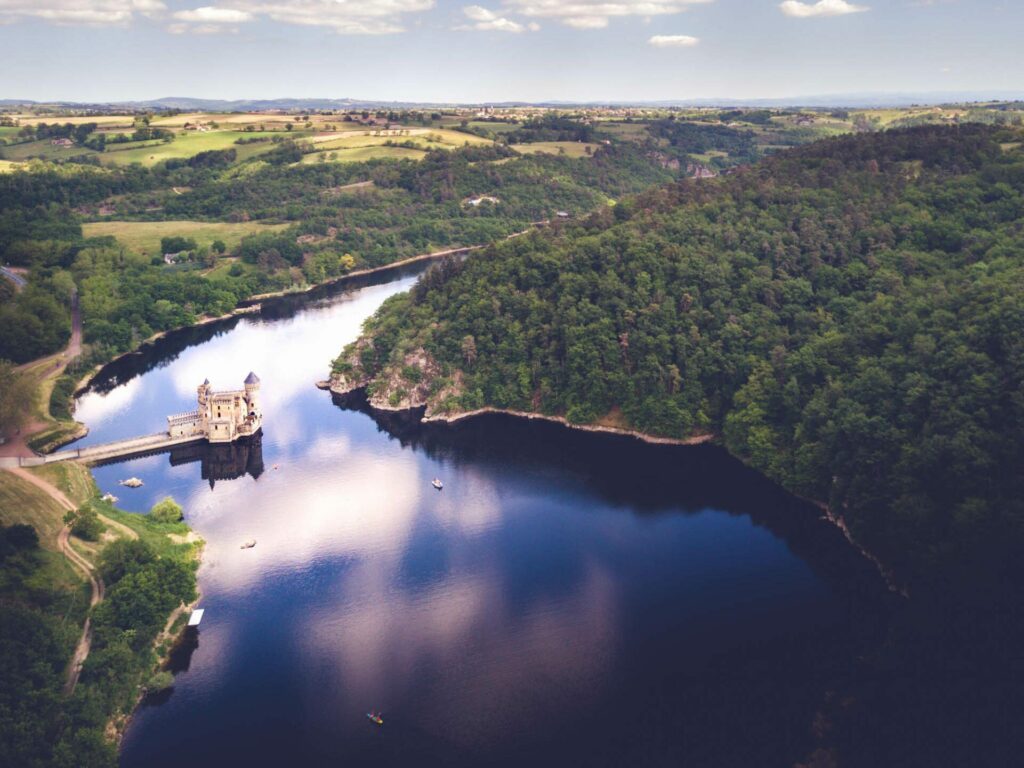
333,124,1024,593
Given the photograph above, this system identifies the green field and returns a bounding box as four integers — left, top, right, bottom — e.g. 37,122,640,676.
312,127,491,152
513,141,600,158
82,220,289,255
302,145,427,164
0,139,98,162
468,121,519,133
0,159,23,172
597,122,651,141
98,130,281,166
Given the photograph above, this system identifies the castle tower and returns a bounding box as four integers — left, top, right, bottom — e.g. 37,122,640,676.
243,371,261,421
197,378,211,433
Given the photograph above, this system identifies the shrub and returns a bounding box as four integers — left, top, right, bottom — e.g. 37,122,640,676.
149,497,183,524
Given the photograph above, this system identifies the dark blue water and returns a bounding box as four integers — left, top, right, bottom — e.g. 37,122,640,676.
74,267,883,768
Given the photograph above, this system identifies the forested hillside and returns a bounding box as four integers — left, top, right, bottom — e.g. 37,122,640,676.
0,144,670,368
332,125,1024,591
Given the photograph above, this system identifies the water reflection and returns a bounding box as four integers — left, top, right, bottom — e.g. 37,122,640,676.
66,268,890,768
169,432,265,489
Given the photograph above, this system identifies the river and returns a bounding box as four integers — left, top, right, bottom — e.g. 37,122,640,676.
72,264,885,767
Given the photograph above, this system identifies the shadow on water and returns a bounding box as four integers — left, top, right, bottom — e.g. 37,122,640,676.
339,391,892,613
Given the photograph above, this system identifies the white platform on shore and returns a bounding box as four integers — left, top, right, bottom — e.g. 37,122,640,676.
188,608,205,627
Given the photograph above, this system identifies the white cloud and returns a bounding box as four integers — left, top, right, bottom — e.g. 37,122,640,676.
221,0,435,34
779,0,868,18
0,0,165,25
167,20,241,34
459,4,528,30
0,0,435,33
172,6,253,23
503,0,712,30
649,33,698,46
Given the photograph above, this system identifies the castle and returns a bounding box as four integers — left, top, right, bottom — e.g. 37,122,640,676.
167,372,263,444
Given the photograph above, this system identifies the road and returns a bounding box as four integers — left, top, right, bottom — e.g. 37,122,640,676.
1,265,27,290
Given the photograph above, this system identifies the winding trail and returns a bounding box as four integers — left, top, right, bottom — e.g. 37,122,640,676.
1,296,83,460
7,466,103,694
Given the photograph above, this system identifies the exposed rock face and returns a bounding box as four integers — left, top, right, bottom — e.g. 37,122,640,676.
328,346,463,415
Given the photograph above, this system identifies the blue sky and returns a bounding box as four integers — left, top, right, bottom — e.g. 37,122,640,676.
1,1,1021,103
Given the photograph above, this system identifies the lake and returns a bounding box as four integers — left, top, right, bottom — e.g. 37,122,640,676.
72,264,885,768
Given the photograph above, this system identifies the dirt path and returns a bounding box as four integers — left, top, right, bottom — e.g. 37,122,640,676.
97,511,139,541
7,466,103,694
2,297,83,460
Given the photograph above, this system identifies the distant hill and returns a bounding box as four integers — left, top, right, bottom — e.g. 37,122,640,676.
2,92,1024,112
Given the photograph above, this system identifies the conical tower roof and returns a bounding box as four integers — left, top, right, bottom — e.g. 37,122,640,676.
244,371,260,385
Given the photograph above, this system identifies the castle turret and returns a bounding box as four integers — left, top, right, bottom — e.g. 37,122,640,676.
243,372,261,423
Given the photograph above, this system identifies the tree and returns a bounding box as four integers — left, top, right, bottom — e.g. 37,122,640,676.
211,239,226,255
0,361,36,438
149,496,183,524
64,505,105,541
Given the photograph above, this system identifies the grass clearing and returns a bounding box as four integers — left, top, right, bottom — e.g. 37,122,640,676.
302,145,427,164
83,220,289,255
0,139,98,162
0,159,24,172
513,141,600,158
0,470,71,551
98,130,280,166
30,464,95,507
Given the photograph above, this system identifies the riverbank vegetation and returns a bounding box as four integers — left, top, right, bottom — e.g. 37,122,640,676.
0,465,199,767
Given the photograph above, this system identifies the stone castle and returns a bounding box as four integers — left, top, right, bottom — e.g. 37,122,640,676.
167,372,263,444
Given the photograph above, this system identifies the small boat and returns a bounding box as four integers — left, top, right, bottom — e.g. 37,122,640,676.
119,477,144,488
240,539,256,549
431,478,443,490
367,711,383,726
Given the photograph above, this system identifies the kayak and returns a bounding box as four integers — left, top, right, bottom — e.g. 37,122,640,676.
367,712,383,726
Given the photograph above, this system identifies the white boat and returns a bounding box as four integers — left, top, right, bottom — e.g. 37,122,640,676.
431,478,443,490
119,477,144,488
240,539,257,549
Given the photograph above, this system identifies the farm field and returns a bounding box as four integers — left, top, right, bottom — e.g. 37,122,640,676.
312,127,491,151
301,145,427,164
513,141,600,157
82,220,289,255
9,113,133,127
0,138,98,161
98,130,281,166
0,159,24,172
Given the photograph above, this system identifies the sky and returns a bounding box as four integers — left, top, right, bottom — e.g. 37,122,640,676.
1,0,1021,103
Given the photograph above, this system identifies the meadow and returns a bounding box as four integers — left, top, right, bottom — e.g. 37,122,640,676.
513,141,601,157
98,129,281,166
82,219,289,255
301,145,427,164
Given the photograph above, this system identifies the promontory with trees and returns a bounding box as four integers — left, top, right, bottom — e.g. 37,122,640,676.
333,124,1024,591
